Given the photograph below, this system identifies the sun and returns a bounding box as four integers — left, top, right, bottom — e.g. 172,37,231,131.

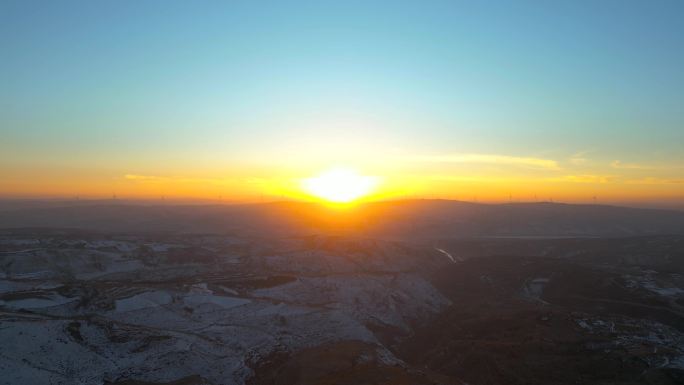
302,167,379,203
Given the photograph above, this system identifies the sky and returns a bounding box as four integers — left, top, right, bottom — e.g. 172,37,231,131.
1,0,683,206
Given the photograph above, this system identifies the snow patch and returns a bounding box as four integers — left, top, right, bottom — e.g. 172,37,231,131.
4,294,76,310
435,247,460,263
115,291,173,312
182,294,251,309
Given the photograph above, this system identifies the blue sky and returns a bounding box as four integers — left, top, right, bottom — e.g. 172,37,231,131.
1,1,683,202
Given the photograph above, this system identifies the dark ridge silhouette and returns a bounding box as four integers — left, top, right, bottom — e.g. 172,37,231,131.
1,199,683,238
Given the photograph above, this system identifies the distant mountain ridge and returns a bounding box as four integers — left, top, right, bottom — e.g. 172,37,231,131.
1,200,683,239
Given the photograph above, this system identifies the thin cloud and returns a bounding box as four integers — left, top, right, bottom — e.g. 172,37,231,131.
625,177,684,185
610,160,684,171
549,175,614,183
569,151,589,165
124,174,275,187
124,174,169,182
406,153,561,170
610,160,653,170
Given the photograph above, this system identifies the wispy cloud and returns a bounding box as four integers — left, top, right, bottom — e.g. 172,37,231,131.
124,174,273,186
406,153,561,170
549,174,614,183
550,175,684,185
568,151,589,166
610,160,654,170
625,177,684,185
124,174,169,182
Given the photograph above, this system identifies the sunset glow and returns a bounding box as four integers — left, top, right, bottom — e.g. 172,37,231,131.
301,168,379,203
1,1,683,209
3,3,684,383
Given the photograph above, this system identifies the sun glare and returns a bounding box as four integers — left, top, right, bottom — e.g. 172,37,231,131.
302,168,378,203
